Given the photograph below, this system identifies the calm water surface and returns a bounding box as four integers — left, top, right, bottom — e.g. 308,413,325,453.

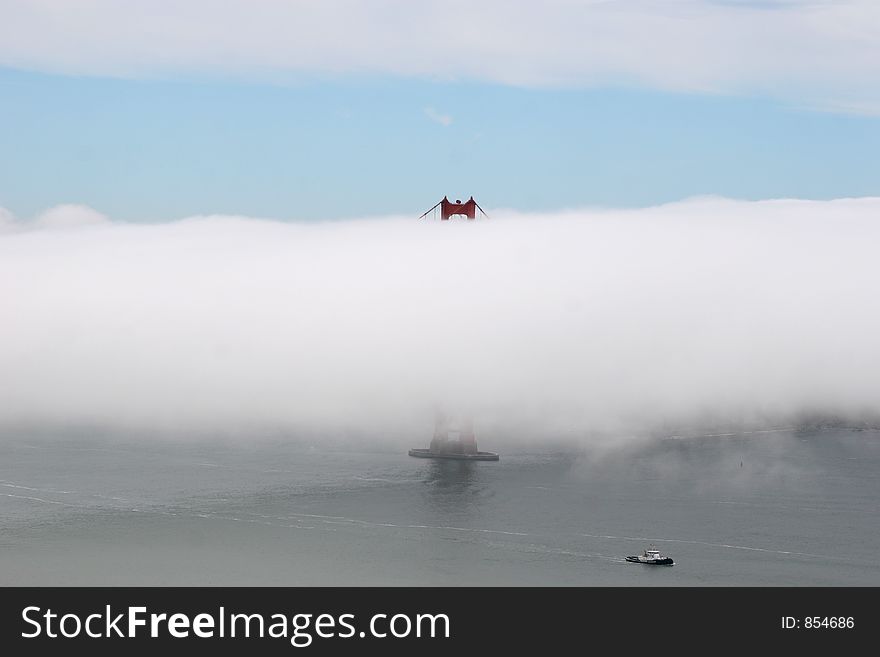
1,428,877,585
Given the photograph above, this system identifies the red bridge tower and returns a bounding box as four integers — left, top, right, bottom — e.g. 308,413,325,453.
419,196,489,221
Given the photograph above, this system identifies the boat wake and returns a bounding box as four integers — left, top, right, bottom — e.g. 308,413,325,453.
578,532,854,563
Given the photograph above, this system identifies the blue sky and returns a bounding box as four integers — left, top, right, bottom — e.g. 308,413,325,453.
1,1,878,221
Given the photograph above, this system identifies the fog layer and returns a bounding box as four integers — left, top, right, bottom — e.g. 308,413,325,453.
2,198,879,442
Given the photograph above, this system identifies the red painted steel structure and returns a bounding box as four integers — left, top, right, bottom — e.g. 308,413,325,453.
420,196,488,221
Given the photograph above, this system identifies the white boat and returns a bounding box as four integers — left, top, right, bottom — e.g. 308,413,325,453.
625,544,674,566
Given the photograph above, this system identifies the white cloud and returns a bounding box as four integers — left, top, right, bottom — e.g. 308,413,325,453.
0,204,111,234
0,1,878,111
0,206,15,229
2,197,880,444
424,106,453,126
33,204,110,229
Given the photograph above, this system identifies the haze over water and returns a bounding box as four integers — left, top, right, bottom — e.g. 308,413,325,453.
2,427,877,586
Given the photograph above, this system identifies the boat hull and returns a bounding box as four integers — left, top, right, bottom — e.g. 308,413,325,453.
625,556,674,566
408,448,499,461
